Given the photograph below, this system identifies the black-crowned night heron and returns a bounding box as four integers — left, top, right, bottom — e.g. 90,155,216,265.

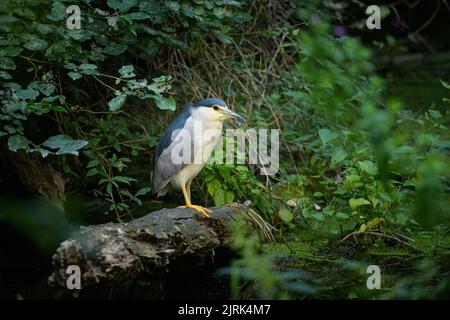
152,98,244,217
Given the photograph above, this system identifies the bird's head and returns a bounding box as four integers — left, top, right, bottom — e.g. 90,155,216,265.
191,98,245,124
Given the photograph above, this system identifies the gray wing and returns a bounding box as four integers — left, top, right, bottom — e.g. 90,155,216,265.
151,107,193,196
152,147,183,197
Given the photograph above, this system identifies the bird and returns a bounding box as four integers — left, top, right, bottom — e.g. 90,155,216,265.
151,98,245,217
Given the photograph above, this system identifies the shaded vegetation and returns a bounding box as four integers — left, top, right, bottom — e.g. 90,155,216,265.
0,0,449,299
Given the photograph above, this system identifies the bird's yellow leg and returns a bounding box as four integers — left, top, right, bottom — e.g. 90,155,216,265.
186,180,191,203
178,182,211,218
186,180,211,214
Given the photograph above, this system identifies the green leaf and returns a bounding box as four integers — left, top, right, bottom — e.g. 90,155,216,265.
336,212,350,220
24,38,48,51
64,62,77,70
359,224,367,233
106,16,119,29
214,188,225,206
0,56,16,70
0,15,19,24
349,198,371,210
331,148,348,165
136,187,151,196
318,128,338,146
57,140,89,155
139,1,164,22
79,64,99,75
213,7,225,18
224,190,234,203
37,147,50,158
108,94,127,111
47,2,66,21
312,212,325,221
107,0,137,12
29,81,56,96
165,1,180,11
313,191,324,198
118,65,135,78
155,96,176,110
6,101,26,112
125,12,150,20
103,43,128,55
440,80,450,89
0,46,22,57
358,160,377,176
99,179,109,185
213,30,232,44
36,24,53,34
283,91,309,100
42,135,70,149
67,29,91,41
106,182,113,197
0,71,12,79
162,35,186,49
8,135,28,152
87,160,99,168
112,176,137,185
279,208,293,223
38,83,56,96
68,71,82,80
181,3,195,17
17,88,39,100
42,135,88,156
86,168,99,177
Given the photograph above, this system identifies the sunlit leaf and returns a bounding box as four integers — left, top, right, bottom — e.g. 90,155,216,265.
8,135,28,152
155,96,176,110
108,94,127,111
349,198,371,210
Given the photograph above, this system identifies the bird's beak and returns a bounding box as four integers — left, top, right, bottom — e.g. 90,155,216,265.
222,108,245,124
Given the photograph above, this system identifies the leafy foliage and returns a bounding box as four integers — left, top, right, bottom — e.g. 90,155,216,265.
0,0,249,218
0,0,449,300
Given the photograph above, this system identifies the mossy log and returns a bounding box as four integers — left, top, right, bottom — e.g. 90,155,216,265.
48,204,261,291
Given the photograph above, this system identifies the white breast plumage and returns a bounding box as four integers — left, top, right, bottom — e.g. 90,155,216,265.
172,115,223,188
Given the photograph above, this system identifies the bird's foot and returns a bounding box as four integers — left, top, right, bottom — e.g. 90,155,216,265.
177,204,212,218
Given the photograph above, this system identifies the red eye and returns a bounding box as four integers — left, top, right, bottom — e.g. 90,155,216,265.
213,105,219,110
